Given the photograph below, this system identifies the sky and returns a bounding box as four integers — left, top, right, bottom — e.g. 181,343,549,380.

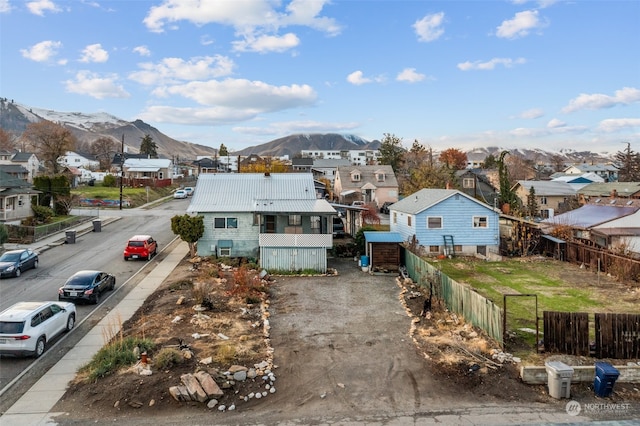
1,0,639,155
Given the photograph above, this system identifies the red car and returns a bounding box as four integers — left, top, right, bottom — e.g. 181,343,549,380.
123,235,158,261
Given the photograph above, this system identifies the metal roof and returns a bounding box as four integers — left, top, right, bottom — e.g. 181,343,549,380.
127,167,160,172
541,204,639,228
515,180,577,196
542,234,566,244
187,173,335,214
364,231,404,243
578,182,640,197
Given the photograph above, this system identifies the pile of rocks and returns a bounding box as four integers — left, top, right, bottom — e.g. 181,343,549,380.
490,348,521,364
169,371,223,404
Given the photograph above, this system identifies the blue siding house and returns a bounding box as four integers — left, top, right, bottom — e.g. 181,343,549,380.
389,189,500,257
187,173,337,272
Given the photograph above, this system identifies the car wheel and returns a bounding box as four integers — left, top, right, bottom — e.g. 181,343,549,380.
33,260,39,269
92,291,100,305
34,337,46,358
124,256,128,261
109,279,115,291
14,268,21,277
66,314,75,331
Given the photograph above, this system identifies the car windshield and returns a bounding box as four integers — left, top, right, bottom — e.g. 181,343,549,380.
0,321,25,334
65,273,97,287
0,252,21,262
128,241,144,247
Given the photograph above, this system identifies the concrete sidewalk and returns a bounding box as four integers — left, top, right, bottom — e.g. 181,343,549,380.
1,237,189,426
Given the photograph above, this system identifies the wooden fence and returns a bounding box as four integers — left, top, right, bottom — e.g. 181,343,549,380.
543,311,640,359
404,249,503,343
543,311,590,356
566,241,640,283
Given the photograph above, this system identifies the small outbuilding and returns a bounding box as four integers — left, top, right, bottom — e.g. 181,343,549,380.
363,231,404,274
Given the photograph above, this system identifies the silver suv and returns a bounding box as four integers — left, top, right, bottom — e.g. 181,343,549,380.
0,301,76,358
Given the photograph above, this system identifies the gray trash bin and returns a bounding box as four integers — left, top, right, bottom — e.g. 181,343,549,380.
93,219,102,232
65,230,76,244
545,361,574,399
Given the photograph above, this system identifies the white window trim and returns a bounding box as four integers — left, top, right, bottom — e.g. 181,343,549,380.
473,216,488,228
427,216,443,229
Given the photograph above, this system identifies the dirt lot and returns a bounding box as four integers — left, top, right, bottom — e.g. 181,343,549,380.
51,254,640,425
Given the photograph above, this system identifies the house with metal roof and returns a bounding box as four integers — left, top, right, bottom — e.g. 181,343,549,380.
187,173,337,272
540,204,640,257
122,158,173,187
563,163,619,182
389,188,500,258
577,182,640,207
512,180,578,218
0,170,41,222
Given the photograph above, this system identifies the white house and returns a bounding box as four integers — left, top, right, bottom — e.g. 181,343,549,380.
57,151,99,169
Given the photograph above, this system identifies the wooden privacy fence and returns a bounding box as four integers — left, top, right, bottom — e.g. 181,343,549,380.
565,241,640,283
404,250,503,343
543,311,640,358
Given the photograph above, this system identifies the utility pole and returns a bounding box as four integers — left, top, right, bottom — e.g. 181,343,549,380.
119,134,124,210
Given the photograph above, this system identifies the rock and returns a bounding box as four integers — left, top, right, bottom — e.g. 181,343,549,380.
207,399,218,409
247,368,257,379
149,399,155,406
229,365,248,373
270,387,276,394
114,400,120,408
169,386,189,402
139,368,152,376
218,405,226,411
194,371,224,398
128,400,143,408
171,315,182,323
217,333,229,340
176,296,185,305
181,374,208,403
200,356,213,365
182,349,193,359
233,370,247,381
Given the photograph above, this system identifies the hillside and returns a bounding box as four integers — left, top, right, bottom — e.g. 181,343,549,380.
234,133,381,157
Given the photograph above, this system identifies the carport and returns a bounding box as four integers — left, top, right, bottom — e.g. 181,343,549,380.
363,231,404,274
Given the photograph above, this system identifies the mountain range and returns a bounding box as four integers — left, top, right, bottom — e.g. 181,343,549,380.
0,98,616,165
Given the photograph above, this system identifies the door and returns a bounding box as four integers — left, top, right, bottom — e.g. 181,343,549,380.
265,215,276,233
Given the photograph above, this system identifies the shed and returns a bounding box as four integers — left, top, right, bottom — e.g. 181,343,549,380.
363,231,404,274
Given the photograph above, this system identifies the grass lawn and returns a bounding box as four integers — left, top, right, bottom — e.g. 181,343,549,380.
72,185,176,208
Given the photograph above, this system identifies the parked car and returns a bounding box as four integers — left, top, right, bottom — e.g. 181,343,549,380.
183,186,195,196
332,217,345,238
123,235,158,261
0,248,39,278
58,270,116,305
352,200,366,207
0,301,76,357
174,189,188,199
379,201,393,215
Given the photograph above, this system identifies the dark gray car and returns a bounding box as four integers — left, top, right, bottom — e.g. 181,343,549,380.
0,249,39,278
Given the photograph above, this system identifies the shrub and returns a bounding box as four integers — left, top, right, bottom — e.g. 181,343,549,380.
103,174,117,187
80,337,155,381
214,343,236,364
31,205,55,224
154,347,184,369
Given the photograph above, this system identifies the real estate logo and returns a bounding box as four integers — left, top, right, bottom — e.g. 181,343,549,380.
566,400,581,416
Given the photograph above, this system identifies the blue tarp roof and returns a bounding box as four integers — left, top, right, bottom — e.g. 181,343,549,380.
364,231,404,243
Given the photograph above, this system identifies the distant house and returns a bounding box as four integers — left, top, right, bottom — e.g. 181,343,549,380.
454,169,499,207
2,152,40,183
0,170,41,222
311,158,351,187
122,158,173,187
577,182,640,207
0,164,30,182
512,180,577,219
333,164,398,208
389,188,500,257
57,151,99,170
551,172,604,191
563,163,618,182
187,173,337,272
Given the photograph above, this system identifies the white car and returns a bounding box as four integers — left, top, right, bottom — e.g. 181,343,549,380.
183,187,194,196
0,301,76,358
174,189,188,199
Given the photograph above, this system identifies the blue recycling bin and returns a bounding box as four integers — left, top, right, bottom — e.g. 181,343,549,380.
360,255,369,267
593,361,619,397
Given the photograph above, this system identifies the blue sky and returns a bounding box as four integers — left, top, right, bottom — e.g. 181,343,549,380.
1,0,638,155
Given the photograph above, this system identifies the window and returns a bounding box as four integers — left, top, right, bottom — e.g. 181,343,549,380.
540,196,548,205
393,212,397,224
473,216,488,228
427,217,442,229
214,217,237,228
429,245,440,253
376,173,385,182
463,178,475,189
219,247,231,257
310,216,320,230
407,216,412,227
288,215,301,226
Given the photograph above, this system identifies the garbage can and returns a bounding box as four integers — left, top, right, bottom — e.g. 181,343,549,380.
92,219,102,232
594,361,620,397
360,255,369,272
65,230,76,244
545,361,574,399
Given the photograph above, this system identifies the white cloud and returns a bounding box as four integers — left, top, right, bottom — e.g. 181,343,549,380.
65,70,130,99
396,68,426,83
496,10,545,39
133,45,151,57
143,0,340,55
597,118,640,132
138,105,258,125
20,40,62,62
27,0,60,16
79,43,109,63
413,12,445,42
129,55,235,86
457,57,526,71
518,108,544,119
346,70,385,85
235,120,360,136
562,87,640,113
232,32,300,53
152,78,316,112
547,118,566,128
0,0,11,13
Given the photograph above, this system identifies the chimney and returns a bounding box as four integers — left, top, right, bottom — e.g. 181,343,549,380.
264,172,270,177
611,189,618,198
445,181,451,189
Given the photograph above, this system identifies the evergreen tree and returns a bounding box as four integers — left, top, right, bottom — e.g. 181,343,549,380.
377,133,405,173
482,153,497,169
526,186,539,219
139,134,158,158
219,143,229,156
615,142,640,182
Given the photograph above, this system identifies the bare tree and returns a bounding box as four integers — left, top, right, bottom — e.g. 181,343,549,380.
21,121,76,175
91,137,119,170
0,128,16,151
